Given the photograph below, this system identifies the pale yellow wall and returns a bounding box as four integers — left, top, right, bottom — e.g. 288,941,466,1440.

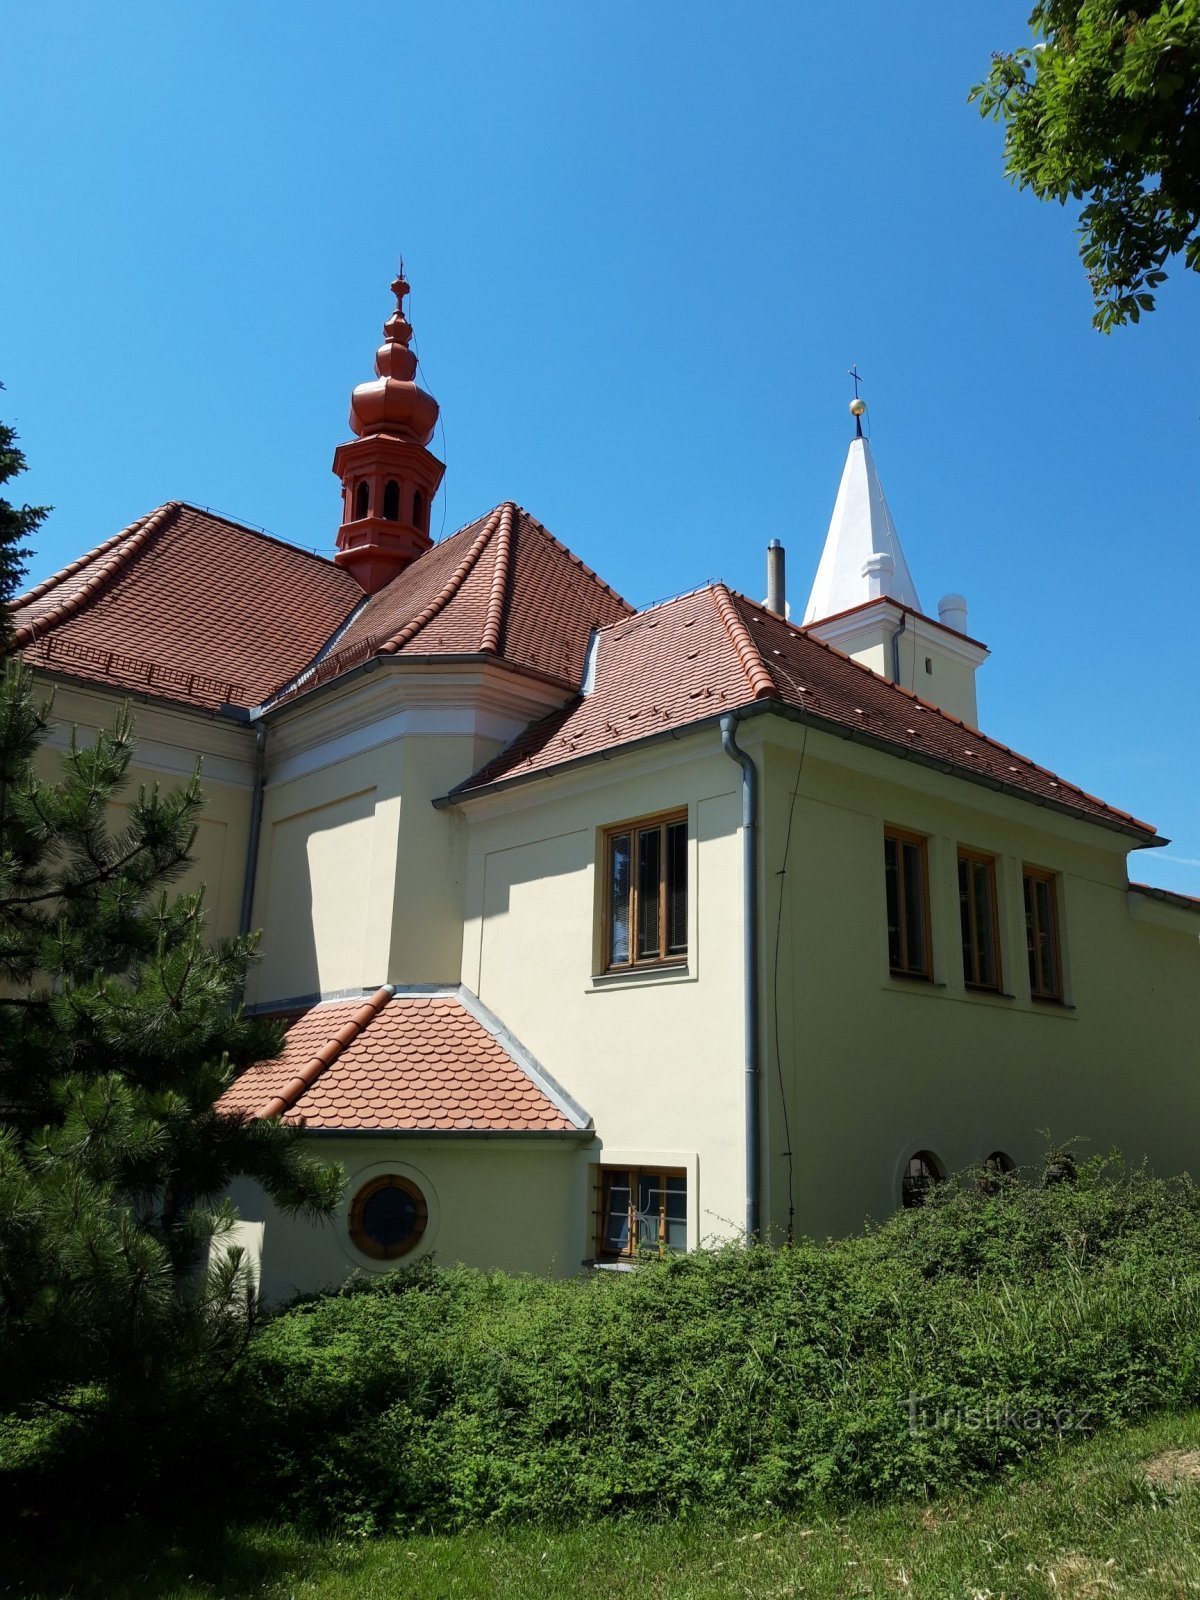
459,736,748,1260
892,628,979,727
757,722,1200,1241
249,743,401,1005
31,675,255,942
246,729,501,1006
226,1136,586,1303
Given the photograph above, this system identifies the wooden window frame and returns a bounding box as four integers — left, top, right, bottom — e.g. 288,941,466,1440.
957,848,1003,993
349,1174,428,1261
1023,864,1064,1002
883,826,933,980
602,808,688,972
594,1165,688,1260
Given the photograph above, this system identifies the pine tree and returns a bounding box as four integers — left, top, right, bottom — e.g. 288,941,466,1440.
0,399,342,1417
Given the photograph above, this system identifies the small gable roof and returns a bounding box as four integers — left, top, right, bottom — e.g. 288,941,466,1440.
272,502,631,702
453,585,1159,843
217,986,590,1135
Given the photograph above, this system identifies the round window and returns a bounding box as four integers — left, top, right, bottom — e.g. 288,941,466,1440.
349,1174,428,1260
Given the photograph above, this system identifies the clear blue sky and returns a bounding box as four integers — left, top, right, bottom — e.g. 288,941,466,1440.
3,3,1197,890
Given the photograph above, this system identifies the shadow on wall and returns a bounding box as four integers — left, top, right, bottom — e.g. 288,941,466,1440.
253,787,378,1005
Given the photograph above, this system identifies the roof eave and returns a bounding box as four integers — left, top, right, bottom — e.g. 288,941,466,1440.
440,697,1163,847
295,1125,594,1141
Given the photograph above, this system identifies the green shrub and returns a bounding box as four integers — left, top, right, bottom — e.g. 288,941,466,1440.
224,1154,1200,1532
6,1153,1200,1536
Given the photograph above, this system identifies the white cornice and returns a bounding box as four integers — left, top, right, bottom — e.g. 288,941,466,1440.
809,601,989,668
264,660,572,787
34,673,258,789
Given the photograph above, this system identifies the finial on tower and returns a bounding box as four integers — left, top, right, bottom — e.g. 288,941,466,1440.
848,364,867,439
332,263,446,594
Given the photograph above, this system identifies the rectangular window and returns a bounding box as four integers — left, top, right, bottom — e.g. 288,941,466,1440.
958,850,1001,991
596,1166,687,1260
604,811,687,970
1023,866,1063,1001
883,827,932,979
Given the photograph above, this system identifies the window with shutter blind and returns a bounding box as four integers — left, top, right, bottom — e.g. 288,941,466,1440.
603,810,688,971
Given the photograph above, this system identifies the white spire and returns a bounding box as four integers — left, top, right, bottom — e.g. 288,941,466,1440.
802,435,922,625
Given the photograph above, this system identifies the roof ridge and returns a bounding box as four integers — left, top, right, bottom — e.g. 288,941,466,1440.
257,984,394,1120
174,501,347,574
376,504,504,657
513,504,634,615
12,501,182,649
479,502,515,654
712,583,775,700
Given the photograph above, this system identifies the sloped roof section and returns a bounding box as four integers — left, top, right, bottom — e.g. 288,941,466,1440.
217,986,590,1134
454,586,1158,841
279,502,632,701
13,503,362,710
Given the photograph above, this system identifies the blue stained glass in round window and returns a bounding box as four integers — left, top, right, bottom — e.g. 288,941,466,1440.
362,1184,418,1248
351,1176,427,1259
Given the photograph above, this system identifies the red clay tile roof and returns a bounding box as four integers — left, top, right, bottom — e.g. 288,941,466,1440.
13,503,363,710
271,502,632,701
453,585,1159,840
217,987,588,1133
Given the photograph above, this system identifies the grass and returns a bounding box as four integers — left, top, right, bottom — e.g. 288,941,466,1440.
11,1407,1200,1599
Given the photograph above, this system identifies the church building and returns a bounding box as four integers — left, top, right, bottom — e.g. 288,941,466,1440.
14,273,1198,1297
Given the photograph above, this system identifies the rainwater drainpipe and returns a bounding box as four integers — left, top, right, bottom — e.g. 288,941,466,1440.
889,613,906,686
238,718,267,937
719,712,761,1242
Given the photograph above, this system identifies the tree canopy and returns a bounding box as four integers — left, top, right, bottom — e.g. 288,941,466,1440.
0,398,342,1418
971,1,1200,330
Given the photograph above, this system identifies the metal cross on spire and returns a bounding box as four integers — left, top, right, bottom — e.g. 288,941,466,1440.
847,363,867,438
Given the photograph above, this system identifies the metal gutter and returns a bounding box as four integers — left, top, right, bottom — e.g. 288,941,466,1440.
299,1126,594,1142
720,712,761,1241
437,698,1164,848
256,650,578,720
1129,881,1200,913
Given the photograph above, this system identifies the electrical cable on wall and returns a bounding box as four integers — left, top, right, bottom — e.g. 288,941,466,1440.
770,697,807,1246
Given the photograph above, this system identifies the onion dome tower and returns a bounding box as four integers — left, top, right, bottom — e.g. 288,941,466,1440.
333,266,446,593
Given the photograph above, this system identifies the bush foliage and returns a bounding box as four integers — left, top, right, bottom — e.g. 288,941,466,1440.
6,1152,1200,1536
230,1154,1200,1533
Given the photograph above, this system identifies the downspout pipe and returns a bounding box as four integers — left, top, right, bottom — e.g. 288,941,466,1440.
889,611,906,686
238,718,267,936
719,713,761,1241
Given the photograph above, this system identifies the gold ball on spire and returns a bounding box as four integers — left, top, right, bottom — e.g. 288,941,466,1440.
849,398,867,417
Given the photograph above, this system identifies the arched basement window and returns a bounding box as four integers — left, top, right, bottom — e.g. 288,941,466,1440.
901,1150,944,1209
979,1150,1016,1196
382,480,400,520
412,488,425,529
354,481,370,520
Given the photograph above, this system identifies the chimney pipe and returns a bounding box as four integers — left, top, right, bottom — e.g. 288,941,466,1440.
766,539,786,617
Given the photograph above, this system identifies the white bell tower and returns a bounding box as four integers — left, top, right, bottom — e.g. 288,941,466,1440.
802,389,988,728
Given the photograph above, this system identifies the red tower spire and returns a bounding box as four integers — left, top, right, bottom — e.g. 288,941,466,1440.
332,265,446,593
